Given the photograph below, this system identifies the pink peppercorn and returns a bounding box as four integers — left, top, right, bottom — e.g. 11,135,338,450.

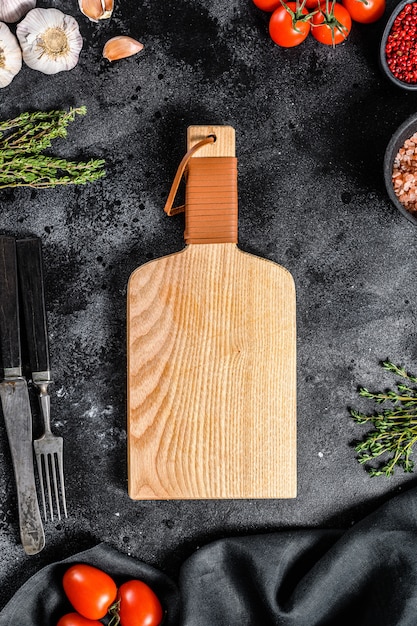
385,2,417,83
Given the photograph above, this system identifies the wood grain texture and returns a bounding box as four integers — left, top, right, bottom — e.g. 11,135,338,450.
127,243,296,499
187,125,235,157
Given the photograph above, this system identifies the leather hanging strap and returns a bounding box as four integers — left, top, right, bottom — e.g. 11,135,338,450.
164,136,238,244
164,136,216,217
184,157,238,244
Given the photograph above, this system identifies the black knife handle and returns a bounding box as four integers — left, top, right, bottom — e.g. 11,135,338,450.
0,237,21,373
16,237,50,375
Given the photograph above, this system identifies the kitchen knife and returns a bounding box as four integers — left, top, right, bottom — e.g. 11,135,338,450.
0,236,45,555
17,237,68,522
16,237,50,380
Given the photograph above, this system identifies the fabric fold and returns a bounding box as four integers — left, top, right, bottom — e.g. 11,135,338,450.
1,487,417,625
0,543,180,626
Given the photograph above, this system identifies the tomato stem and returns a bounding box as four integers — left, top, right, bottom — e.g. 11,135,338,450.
279,0,315,32
107,600,121,626
312,0,349,46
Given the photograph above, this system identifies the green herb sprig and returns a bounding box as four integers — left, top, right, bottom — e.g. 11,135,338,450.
0,106,105,189
351,360,417,477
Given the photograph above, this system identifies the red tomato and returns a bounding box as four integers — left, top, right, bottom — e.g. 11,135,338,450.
252,0,281,10
57,613,102,626
341,0,385,23
269,2,311,47
311,1,352,45
63,564,118,620
117,580,163,626
304,0,321,8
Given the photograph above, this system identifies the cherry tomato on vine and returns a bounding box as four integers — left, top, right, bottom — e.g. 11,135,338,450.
252,0,281,10
341,0,385,23
311,1,352,45
57,613,102,626
269,1,311,47
117,580,163,626
63,564,118,620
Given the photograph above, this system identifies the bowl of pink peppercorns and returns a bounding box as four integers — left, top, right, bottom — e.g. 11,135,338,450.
384,113,417,225
380,0,417,90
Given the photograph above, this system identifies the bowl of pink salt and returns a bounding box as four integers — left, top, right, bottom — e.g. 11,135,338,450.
384,113,417,225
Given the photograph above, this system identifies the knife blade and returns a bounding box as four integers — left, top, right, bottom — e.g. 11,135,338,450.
0,236,45,555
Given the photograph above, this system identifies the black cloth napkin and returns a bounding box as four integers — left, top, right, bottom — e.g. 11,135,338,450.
1,486,417,626
0,543,180,626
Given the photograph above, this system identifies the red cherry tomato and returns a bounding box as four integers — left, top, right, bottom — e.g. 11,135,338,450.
63,564,118,620
117,580,163,626
57,613,102,626
269,1,311,47
252,0,281,10
311,1,352,45
341,0,385,23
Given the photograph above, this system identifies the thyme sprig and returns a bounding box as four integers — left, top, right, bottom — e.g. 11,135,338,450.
351,360,417,477
0,106,105,188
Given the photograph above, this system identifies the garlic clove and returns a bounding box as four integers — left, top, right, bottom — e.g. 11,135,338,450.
0,0,36,24
78,0,113,22
103,0,114,12
101,0,114,19
16,8,83,75
0,22,22,88
103,36,144,62
78,0,103,22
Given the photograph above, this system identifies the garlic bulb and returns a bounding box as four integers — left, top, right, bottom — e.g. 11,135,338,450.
78,0,113,22
0,0,36,24
103,36,144,61
0,22,22,88
16,8,83,75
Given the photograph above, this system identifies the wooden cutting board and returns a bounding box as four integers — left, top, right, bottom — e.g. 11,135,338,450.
127,126,296,499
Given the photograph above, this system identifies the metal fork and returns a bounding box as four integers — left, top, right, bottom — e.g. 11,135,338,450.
32,375,67,521
16,237,68,521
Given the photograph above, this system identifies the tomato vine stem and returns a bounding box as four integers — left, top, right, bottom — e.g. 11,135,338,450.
311,0,349,46
107,600,121,626
279,0,315,32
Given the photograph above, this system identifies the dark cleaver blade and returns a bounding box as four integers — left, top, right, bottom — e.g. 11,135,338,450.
0,236,45,555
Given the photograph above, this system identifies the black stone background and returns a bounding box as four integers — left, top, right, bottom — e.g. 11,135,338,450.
1,0,417,612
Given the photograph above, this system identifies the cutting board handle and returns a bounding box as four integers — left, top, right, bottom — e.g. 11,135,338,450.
164,125,238,244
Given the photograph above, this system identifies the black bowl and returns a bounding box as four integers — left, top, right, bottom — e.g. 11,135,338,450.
384,113,417,225
380,0,417,91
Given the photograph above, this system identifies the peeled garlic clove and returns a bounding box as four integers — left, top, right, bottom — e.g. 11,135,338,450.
101,0,114,19
0,22,22,88
103,0,114,12
103,36,144,61
0,0,36,24
78,0,113,22
16,8,83,75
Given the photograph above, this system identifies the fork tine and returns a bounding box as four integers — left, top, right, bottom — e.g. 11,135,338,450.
50,453,61,520
57,451,68,518
35,453,47,522
34,442,68,521
44,454,54,521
